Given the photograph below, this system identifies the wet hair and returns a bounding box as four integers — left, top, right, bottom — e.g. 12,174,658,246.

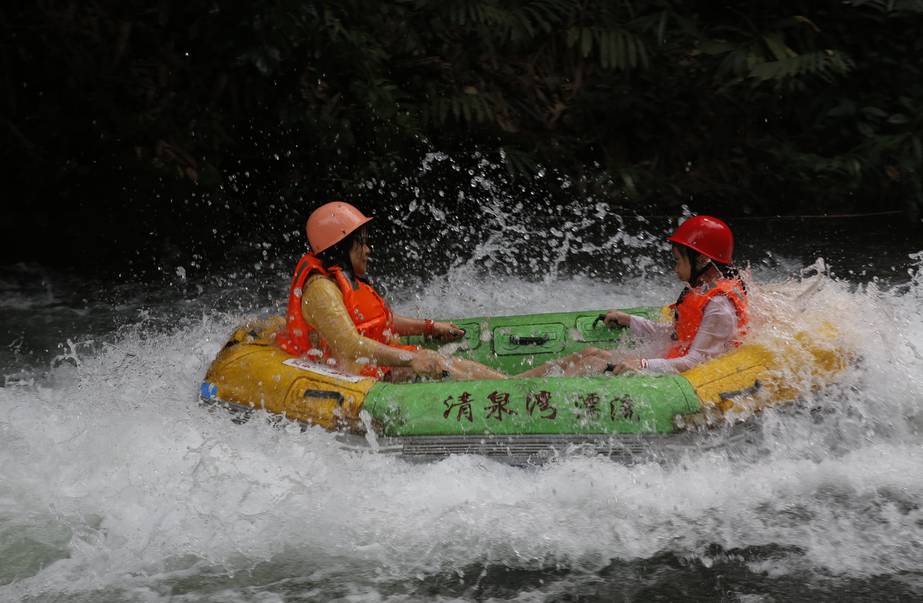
315,227,369,285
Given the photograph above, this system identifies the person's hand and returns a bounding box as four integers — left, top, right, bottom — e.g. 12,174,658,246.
605,357,642,375
410,349,450,378
603,310,631,328
432,321,465,342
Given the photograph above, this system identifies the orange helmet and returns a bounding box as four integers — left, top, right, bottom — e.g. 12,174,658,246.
305,201,372,254
667,215,734,264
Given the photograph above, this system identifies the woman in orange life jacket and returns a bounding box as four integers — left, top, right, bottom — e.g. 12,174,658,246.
276,201,507,382
518,215,748,377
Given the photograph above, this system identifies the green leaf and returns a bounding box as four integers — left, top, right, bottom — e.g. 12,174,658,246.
600,31,611,68
637,39,649,68
792,15,820,32
762,33,794,60
627,34,637,67
701,40,735,55
657,10,668,44
750,60,782,81
849,158,863,177
827,100,857,117
861,106,889,119
887,113,910,124
581,27,593,57
617,31,628,69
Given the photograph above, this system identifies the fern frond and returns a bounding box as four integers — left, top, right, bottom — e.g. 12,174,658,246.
565,26,647,70
749,49,853,83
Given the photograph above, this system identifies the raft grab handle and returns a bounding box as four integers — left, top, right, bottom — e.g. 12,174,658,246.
510,334,550,346
303,389,345,406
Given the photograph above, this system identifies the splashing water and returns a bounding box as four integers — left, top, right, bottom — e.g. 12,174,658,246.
1,187,922,600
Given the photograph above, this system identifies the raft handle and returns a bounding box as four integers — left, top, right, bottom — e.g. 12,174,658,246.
303,389,345,406
510,334,550,346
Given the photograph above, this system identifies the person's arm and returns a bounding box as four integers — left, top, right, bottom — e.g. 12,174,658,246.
604,309,672,337
641,296,738,374
301,277,441,370
392,314,464,340
627,314,674,338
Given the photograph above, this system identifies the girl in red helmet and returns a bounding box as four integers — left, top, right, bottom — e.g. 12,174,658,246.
276,201,506,382
520,215,748,377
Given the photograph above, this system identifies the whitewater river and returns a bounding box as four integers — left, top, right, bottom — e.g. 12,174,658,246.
1,200,922,601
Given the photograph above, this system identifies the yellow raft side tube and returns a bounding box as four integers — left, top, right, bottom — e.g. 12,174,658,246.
204,316,377,429
682,321,849,416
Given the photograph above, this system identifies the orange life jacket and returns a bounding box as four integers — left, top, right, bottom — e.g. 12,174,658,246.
666,278,748,359
275,253,410,377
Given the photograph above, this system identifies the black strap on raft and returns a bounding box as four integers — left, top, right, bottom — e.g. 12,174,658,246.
510,334,550,346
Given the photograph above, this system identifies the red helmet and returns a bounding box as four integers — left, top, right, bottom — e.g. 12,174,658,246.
305,201,372,254
667,215,734,264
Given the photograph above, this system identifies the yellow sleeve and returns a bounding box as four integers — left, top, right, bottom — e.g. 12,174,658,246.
300,275,414,369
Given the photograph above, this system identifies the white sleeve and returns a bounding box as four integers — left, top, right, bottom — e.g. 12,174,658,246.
628,314,673,338
641,296,738,374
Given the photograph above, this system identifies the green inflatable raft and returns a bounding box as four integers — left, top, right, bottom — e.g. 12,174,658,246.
200,308,847,462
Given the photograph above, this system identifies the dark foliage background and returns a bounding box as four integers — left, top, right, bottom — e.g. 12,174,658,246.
2,0,922,272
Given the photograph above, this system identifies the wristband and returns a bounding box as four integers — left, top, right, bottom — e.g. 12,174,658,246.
423,319,436,337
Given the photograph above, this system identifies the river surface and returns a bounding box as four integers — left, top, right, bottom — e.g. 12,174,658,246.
1,194,922,601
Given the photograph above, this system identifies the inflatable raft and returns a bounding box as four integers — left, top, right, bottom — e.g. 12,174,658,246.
200,308,848,462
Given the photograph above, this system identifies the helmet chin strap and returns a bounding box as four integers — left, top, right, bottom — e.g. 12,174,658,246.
690,255,720,288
